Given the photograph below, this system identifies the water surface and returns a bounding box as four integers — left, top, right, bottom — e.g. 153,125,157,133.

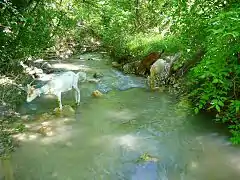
11,53,240,180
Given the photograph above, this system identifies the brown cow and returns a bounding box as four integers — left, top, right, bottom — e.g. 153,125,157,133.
138,49,165,76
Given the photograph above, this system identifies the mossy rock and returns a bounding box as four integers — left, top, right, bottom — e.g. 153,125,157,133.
112,61,122,68
150,86,165,92
54,105,75,117
93,72,104,78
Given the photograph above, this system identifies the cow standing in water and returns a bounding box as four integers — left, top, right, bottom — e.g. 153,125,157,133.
138,49,165,76
26,71,87,110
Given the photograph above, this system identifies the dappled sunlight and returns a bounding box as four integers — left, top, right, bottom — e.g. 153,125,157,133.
0,75,25,94
93,134,141,151
36,73,55,82
0,76,16,85
115,134,140,151
107,109,138,123
189,161,198,169
39,125,73,145
13,132,40,142
228,153,240,170
14,116,76,146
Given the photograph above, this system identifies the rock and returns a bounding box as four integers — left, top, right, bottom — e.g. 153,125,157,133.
123,61,141,74
112,61,121,68
54,105,75,117
173,83,179,88
87,78,101,83
21,115,32,121
41,62,52,71
148,53,182,89
96,83,112,93
92,90,103,97
62,105,75,117
148,59,167,89
93,72,104,78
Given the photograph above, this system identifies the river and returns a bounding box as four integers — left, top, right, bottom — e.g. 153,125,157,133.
7,53,240,180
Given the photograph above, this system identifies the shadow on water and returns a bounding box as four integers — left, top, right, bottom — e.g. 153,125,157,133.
6,53,240,180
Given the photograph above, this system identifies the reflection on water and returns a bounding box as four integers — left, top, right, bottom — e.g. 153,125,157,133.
10,53,240,180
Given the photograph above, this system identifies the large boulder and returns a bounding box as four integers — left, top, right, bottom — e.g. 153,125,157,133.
148,53,181,89
112,61,122,68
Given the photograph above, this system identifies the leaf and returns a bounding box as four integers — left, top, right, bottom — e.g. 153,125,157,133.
201,94,209,100
212,79,218,83
194,108,199,114
218,101,224,107
222,32,239,38
215,105,220,112
208,28,224,34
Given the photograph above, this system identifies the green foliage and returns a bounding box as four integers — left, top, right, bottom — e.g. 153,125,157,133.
0,127,15,157
0,115,25,157
0,0,79,74
89,0,240,143
126,34,183,59
179,2,240,142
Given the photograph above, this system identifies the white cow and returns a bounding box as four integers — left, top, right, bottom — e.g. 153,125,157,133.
26,71,87,110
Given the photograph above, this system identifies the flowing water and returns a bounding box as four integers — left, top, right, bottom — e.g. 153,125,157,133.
7,53,240,180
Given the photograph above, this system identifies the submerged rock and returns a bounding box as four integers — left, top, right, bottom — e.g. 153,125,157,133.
93,72,104,78
96,83,113,93
54,105,75,117
87,78,101,83
112,61,122,68
92,90,103,97
62,105,75,117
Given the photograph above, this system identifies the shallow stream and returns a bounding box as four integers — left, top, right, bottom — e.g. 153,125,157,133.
7,53,240,180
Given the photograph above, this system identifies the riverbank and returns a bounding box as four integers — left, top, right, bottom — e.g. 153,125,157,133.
103,33,240,144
